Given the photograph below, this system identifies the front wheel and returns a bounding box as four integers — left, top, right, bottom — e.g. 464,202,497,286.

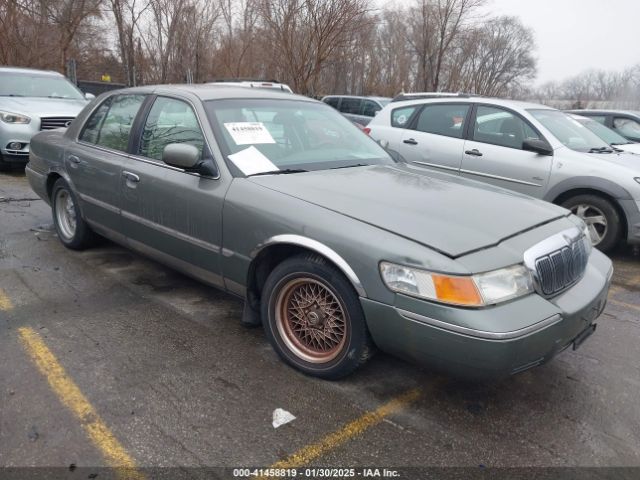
562,194,621,252
261,254,373,379
51,178,96,250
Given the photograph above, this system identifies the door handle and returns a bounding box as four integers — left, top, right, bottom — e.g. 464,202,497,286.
465,149,483,157
68,155,81,164
122,171,140,183
403,138,418,145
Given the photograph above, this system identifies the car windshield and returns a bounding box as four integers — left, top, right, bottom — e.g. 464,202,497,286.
575,116,631,145
0,72,85,100
205,98,394,175
529,109,611,152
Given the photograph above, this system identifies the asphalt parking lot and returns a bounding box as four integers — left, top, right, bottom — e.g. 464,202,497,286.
1,169,640,478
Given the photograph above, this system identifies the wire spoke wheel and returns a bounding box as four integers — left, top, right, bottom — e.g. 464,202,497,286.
275,277,348,364
54,188,77,241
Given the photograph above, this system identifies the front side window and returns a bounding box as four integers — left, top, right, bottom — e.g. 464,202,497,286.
473,106,540,149
205,99,393,175
95,94,145,152
414,104,469,139
391,106,419,128
529,109,610,152
139,97,205,161
613,117,640,140
339,98,362,115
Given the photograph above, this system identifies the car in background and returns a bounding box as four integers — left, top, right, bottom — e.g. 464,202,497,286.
566,109,640,143
367,96,640,252
567,113,640,155
26,85,612,380
321,95,391,126
391,92,474,102
0,67,91,170
208,79,293,93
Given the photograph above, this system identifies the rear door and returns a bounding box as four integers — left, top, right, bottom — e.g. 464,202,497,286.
460,105,552,198
66,93,146,233
398,102,470,174
119,94,226,288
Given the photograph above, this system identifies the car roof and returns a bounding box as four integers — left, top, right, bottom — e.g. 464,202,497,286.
322,94,391,101
0,66,65,77
388,96,555,112
566,109,640,117
106,84,316,102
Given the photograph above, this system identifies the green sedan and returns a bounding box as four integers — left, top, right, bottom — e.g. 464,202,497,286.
26,85,613,380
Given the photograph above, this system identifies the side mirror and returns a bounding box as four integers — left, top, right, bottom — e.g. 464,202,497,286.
523,138,553,156
162,143,218,177
84,92,95,100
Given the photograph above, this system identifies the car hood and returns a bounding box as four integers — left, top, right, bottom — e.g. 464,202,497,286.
615,143,640,155
0,96,87,117
249,164,567,257
585,150,640,168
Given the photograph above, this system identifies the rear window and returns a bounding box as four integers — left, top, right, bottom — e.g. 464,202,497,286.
323,97,339,109
391,106,419,128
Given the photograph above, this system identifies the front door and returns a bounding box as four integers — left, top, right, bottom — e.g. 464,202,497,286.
66,93,146,233
119,95,226,288
460,105,552,198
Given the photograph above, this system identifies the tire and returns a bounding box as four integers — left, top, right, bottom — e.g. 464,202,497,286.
51,178,96,250
261,254,373,379
561,194,622,253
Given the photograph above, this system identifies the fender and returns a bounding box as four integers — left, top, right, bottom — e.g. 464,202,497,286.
250,234,367,298
544,176,633,203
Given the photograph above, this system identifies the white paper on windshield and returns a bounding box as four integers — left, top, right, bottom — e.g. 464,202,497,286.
228,146,278,176
224,122,276,145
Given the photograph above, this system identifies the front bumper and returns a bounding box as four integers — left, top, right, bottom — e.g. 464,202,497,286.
362,250,613,380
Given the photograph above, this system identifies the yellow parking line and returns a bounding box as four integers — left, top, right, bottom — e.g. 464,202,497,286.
266,388,421,471
0,288,13,311
18,327,144,480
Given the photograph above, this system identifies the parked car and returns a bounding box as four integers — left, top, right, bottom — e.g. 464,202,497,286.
208,79,293,93
367,97,640,252
566,109,640,143
27,85,612,380
321,95,391,126
567,113,640,155
0,67,91,170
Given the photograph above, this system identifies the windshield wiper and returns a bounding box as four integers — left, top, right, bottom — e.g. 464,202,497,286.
588,147,614,153
248,168,308,177
611,142,632,146
0,94,25,97
328,163,370,170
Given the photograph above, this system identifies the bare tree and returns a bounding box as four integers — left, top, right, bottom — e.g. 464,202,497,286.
258,0,374,95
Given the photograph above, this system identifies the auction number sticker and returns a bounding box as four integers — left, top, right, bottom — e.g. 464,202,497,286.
224,122,276,145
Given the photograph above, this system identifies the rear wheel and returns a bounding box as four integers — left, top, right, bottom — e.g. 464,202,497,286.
51,178,96,250
261,254,373,379
562,194,621,252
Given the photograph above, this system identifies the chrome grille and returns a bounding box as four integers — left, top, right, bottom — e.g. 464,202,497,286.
535,236,588,296
40,117,75,130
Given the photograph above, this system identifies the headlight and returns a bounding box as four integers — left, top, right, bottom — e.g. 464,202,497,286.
379,262,533,307
0,111,31,124
575,217,594,254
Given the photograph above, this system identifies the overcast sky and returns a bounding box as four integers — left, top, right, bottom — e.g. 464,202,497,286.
388,0,640,85
485,0,640,84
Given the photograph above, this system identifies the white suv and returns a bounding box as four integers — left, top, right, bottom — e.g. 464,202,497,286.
367,96,640,252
